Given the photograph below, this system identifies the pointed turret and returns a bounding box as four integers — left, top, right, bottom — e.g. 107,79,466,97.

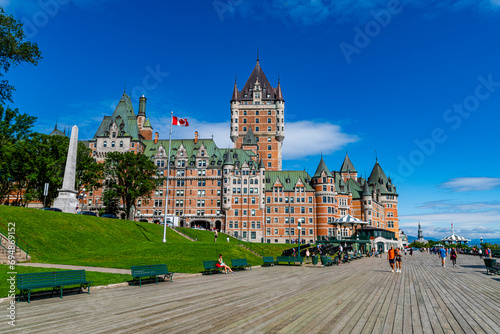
276,79,284,101
313,157,333,179
242,127,257,146
223,150,234,166
340,153,356,173
49,123,66,137
231,79,239,102
362,180,371,197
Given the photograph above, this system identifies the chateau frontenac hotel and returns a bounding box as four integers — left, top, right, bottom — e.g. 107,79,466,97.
71,59,400,244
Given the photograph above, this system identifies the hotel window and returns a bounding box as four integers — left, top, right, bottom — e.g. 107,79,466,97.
243,118,247,123
267,126,271,131
119,141,123,147
111,141,115,147
131,142,135,148
256,127,259,131
267,137,271,142
268,111,271,115
256,118,260,123
267,154,272,158
103,141,107,147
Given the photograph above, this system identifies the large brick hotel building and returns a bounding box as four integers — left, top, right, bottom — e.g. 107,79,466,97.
81,59,400,243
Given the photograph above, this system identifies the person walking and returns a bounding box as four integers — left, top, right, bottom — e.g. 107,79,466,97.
450,248,458,267
478,248,482,259
388,246,395,273
214,229,218,242
395,247,402,273
439,247,447,267
306,248,310,263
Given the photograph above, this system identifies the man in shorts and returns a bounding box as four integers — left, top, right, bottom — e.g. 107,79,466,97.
387,246,395,273
439,247,447,267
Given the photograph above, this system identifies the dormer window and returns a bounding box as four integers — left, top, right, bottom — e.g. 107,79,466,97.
112,132,116,138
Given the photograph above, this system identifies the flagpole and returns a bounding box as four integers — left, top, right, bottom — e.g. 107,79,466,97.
163,111,174,243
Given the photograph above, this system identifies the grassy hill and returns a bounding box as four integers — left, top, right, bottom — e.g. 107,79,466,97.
0,206,291,273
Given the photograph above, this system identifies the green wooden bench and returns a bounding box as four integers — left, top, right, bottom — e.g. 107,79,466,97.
484,258,500,275
17,270,93,303
320,256,334,267
262,256,276,267
276,256,303,266
131,264,174,286
231,258,252,271
203,260,222,275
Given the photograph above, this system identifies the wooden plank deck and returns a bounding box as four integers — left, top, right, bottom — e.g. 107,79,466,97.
2,252,499,333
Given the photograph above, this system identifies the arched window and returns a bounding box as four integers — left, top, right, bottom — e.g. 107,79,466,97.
119,141,123,147
103,141,107,147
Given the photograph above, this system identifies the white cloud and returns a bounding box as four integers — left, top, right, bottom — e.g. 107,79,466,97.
234,0,500,27
150,117,233,149
441,177,500,192
400,199,500,239
149,118,358,161
283,121,358,159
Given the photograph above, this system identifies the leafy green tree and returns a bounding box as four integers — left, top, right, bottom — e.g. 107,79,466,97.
100,189,120,216
0,105,37,202
19,134,102,206
0,7,42,104
76,142,104,198
103,151,159,220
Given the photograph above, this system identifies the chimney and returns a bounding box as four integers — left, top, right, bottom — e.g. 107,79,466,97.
194,131,198,144
154,132,159,144
139,95,147,116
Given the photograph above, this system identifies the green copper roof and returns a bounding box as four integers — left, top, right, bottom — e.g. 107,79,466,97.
368,161,398,195
49,124,66,137
143,118,152,128
242,127,257,146
264,171,314,191
347,178,363,199
362,179,371,197
93,93,141,140
340,153,357,173
313,157,333,178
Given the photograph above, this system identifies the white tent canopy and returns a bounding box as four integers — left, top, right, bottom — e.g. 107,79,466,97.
329,214,369,226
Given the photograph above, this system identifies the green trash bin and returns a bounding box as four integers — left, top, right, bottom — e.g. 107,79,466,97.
312,255,318,266
484,258,497,267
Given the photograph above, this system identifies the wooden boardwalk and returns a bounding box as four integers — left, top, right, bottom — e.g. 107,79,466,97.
2,252,499,333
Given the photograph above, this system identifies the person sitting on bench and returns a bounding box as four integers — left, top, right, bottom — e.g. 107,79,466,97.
216,254,234,274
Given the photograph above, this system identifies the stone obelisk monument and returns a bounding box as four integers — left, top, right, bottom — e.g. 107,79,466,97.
53,125,79,213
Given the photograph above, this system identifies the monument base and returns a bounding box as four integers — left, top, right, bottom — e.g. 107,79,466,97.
53,189,79,214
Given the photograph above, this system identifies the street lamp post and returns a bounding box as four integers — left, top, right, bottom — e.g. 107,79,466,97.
297,221,302,258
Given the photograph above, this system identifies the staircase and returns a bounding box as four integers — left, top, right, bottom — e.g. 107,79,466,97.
0,233,31,264
171,227,196,241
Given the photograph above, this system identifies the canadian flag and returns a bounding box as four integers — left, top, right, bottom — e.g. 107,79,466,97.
172,116,189,127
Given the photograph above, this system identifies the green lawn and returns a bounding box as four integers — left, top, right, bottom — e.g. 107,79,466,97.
0,206,292,274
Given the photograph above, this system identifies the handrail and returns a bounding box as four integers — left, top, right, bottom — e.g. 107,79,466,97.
0,222,30,247
0,222,30,260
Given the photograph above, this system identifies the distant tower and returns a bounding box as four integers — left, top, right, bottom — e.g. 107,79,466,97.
230,57,285,171
417,222,426,243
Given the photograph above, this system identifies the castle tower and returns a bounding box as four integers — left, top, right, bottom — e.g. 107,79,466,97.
230,57,285,171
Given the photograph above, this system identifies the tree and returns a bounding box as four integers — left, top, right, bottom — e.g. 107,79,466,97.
103,151,159,220
76,142,104,201
20,134,102,206
0,7,42,104
0,105,37,202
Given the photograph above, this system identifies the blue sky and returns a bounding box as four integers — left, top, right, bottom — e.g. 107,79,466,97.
2,0,500,240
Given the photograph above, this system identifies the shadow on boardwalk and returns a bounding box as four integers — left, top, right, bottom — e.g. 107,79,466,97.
2,253,499,333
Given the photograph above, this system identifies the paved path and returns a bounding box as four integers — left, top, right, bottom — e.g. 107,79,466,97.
2,252,499,333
